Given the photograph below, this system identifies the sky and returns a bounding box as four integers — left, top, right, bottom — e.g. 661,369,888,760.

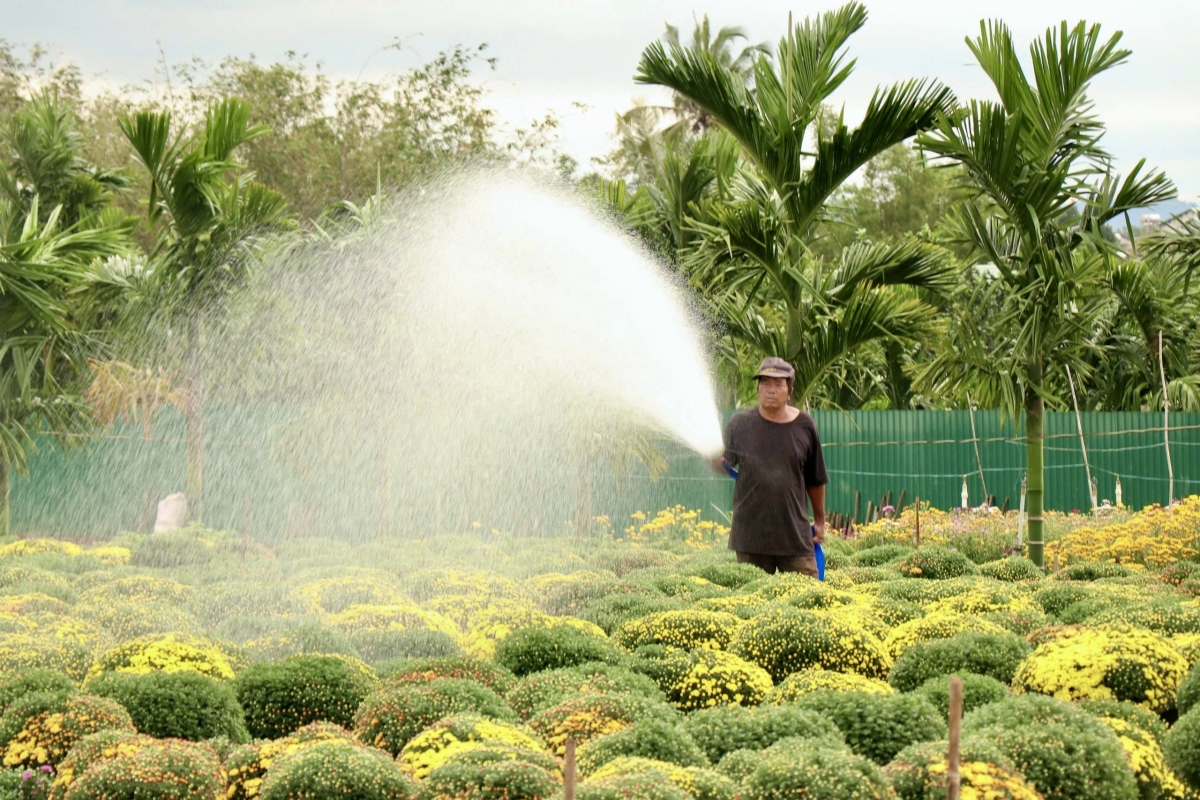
6,0,1199,205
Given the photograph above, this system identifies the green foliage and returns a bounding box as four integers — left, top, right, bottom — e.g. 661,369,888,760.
353,678,515,756
127,529,220,568
576,773,688,800
577,593,683,635
505,663,665,720
417,755,559,800
1179,663,1200,717
0,692,134,767
1033,583,1094,617
577,719,707,776
1059,562,1132,581
678,703,843,764
86,670,248,742
259,739,416,800
888,631,1030,691
729,607,890,681
791,689,945,765
988,722,1137,800
963,692,1106,733
494,625,621,677
979,556,1043,582
1164,706,1200,791
62,739,225,800
349,629,462,664
850,544,914,567
0,671,76,714
884,737,1022,800
234,654,376,739
377,657,515,694
896,547,979,579
1078,698,1168,745
740,745,892,800
912,674,1008,719
684,562,764,589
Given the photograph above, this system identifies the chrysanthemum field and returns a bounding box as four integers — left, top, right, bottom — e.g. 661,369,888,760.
2,499,1200,800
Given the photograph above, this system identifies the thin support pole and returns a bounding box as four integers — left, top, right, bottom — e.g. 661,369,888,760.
914,496,921,548
1065,365,1096,512
564,738,577,800
1160,331,1175,506
967,393,988,504
947,675,963,800
1016,475,1026,550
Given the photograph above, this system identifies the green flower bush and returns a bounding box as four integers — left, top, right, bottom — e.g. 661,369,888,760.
887,631,1031,691
1032,583,1093,617
397,713,547,779
1078,698,1168,745
576,719,706,776
729,607,890,681
739,745,891,800
506,663,664,720
577,594,682,635
61,738,224,800
354,677,515,755
884,738,1039,800
987,723,1137,800
494,625,621,677
912,674,1008,719
678,703,843,764
1178,662,1200,716
586,757,735,800
224,722,356,800
684,562,766,589
1165,705,1200,791
1089,600,1200,634
259,739,416,800
979,557,1043,582
51,729,155,798
86,670,249,742
377,656,516,694
654,648,772,710
0,693,134,768
850,544,914,567
526,692,675,755
765,668,893,703
613,610,742,651
235,654,376,739
349,629,462,663
0,635,93,682
0,671,76,713
418,754,559,800
896,547,979,580
1059,562,1131,581
790,690,945,765
575,772,688,800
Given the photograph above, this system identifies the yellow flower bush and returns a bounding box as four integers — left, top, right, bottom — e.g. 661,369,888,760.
327,603,459,640
51,730,157,798
397,713,546,778
613,609,742,651
657,648,773,710
463,601,602,659
526,693,675,755
589,757,735,800
85,633,239,683
1050,495,1200,567
1172,632,1200,667
621,505,730,550
730,606,892,681
927,759,1044,800
925,585,1037,617
765,667,894,703
290,576,405,614
1098,715,1188,799
1012,625,1189,711
72,599,201,643
407,568,525,602
84,546,131,565
0,633,93,681
0,539,83,558
883,612,1009,659
224,722,357,800
78,576,194,607
1,694,134,768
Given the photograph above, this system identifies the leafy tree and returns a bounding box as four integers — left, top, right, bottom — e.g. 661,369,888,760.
914,20,1174,564
636,3,957,402
119,98,292,521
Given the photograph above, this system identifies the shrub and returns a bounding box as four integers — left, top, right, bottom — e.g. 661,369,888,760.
729,607,890,681
494,625,620,677
575,772,688,800
354,678,515,755
912,674,1008,719
739,745,891,800
882,612,1009,659
887,631,1030,691
587,757,736,800
980,557,1043,582
576,719,706,776
62,739,224,800
790,690,945,765
506,663,665,720
613,610,742,651
378,656,516,694
86,671,248,742
397,713,546,779
1095,714,1186,800
1079,698,1168,745
870,598,924,627
259,739,416,800
526,692,675,755
684,562,764,589
223,722,356,800
850,544,914,567
654,648,772,711
0,636,93,682
678,703,843,764
418,755,559,800
1180,663,1200,716
896,547,978,580
885,738,1039,800
988,722,1137,800
52,730,161,797
1032,583,1093,617
0,693,134,768
765,668,892,703
0,671,76,714
1059,562,1131,581
235,654,376,739
349,629,461,663
235,619,360,661
1012,626,1188,711
577,594,682,635
1089,599,1200,635
1165,705,1200,791
85,634,238,683
127,529,216,567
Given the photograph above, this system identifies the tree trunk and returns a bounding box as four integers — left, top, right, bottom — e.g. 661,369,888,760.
1025,388,1045,568
0,459,9,538
184,314,205,524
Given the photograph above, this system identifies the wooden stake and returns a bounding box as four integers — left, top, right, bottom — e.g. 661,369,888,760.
914,496,921,548
947,675,963,800
564,738,577,800
854,491,861,524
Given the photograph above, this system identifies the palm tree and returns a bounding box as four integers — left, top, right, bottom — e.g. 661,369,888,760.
914,20,1174,566
120,99,291,522
662,16,771,132
0,201,127,536
636,3,958,403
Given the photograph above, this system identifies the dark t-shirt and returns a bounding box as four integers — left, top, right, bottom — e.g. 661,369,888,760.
723,408,829,557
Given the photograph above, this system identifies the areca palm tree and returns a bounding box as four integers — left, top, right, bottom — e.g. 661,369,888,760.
119,99,291,522
663,16,771,132
915,20,1174,565
636,3,958,404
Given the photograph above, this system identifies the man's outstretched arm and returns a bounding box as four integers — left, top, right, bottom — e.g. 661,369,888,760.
807,484,826,543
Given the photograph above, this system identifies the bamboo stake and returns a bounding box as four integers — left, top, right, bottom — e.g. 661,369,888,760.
564,738,577,800
1160,331,1175,506
914,496,921,548
1065,365,1096,512
947,675,963,800
967,392,988,503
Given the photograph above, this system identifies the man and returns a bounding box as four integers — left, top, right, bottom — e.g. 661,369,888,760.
712,357,828,577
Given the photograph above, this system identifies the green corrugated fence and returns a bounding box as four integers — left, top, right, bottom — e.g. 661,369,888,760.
9,408,1196,538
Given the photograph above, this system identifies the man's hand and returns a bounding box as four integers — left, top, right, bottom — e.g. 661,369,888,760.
811,520,826,545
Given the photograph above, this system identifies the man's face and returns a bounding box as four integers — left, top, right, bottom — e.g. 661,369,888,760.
757,376,791,409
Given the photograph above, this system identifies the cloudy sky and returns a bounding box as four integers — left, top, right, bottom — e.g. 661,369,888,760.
7,0,1199,202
